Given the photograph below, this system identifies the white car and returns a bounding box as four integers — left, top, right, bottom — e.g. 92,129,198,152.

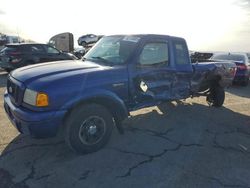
77,34,102,46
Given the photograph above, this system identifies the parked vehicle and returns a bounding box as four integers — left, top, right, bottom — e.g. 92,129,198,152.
73,47,86,59
0,34,22,51
77,34,103,46
190,51,214,63
0,43,75,72
4,34,236,154
48,32,74,53
0,34,21,45
211,53,250,86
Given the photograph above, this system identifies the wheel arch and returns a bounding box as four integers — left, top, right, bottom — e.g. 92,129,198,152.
211,74,222,87
61,93,129,134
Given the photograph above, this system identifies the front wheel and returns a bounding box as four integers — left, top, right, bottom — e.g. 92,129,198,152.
65,103,114,154
206,86,225,107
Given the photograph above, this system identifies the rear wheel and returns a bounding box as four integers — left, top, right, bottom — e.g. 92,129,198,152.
206,86,225,107
65,103,114,154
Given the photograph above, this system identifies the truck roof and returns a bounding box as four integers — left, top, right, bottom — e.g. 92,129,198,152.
106,34,185,41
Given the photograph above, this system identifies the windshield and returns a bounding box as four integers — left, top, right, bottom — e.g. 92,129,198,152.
211,54,246,63
84,36,139,65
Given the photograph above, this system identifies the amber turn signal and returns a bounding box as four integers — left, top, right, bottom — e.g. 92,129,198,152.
36,93,49,107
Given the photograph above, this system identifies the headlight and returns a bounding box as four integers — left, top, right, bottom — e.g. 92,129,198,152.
23,89,49,107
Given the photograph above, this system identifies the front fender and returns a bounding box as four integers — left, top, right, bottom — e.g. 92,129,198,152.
60,88,129,122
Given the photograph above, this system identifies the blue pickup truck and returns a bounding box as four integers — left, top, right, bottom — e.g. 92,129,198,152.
4,35,236,154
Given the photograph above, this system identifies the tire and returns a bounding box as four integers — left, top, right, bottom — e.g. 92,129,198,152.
206,86,225,107
65,103,114,154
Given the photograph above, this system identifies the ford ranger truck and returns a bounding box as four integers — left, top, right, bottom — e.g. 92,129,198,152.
4,35,236,154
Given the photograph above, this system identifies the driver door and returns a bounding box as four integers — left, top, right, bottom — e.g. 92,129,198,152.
129,39,175,105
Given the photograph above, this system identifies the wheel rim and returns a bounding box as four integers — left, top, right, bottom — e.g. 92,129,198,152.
78,116,106,145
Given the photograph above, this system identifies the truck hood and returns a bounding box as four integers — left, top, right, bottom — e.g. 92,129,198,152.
11,60,104,85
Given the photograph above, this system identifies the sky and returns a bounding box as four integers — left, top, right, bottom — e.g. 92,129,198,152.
0,0,250,51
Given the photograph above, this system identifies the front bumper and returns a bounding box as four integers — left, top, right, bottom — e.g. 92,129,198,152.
4,92,67,138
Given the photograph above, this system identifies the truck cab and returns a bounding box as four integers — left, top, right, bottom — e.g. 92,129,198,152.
83,35,193,110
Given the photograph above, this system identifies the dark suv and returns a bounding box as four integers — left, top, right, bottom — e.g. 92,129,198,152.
0,43,75,72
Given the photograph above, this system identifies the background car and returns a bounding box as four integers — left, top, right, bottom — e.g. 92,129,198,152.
190,51,214,63
77,34,103,46
73,47,86,59
48,32,74,53
211,53,250,86
0,33,22,51
0,43,75,72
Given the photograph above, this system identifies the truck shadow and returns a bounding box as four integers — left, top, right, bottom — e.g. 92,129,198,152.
0,71,8,88
0,102,249,187
226,85,250,98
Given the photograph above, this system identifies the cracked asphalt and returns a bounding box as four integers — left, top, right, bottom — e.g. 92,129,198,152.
0,70,250,188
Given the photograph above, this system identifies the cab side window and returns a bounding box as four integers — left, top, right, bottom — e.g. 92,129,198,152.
174,42,189,65
139,42,169,66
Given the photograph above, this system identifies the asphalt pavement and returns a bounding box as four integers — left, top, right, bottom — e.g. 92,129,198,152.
0,70,250,188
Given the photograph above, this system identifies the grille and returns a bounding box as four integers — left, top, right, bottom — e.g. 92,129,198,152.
7,76,24,106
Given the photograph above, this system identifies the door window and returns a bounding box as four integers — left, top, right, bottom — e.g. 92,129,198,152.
174,42,189,65
139,42,169,66
30,45,44,53
45,46,60,54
